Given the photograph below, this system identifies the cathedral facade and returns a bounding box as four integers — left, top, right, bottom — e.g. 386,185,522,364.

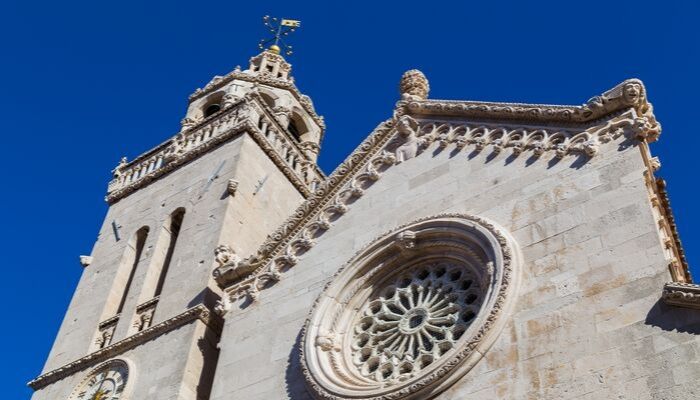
29,47,700,399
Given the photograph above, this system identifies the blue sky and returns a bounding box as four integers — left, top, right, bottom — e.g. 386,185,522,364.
3,0,698,397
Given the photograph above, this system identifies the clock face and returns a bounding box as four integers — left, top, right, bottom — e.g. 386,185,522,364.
71,360,129,400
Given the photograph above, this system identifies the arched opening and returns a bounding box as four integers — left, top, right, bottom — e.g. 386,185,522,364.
204,103,221,118
104,226,149,319
288,112,309,143
201,91,225,118
153,208,185,297
259,92,277,109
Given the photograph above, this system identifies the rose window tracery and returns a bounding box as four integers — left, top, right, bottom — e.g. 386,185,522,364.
352,262,483,383
301,215,520,400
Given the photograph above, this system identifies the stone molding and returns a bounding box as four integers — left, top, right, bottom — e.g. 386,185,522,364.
662,282,700,310
405,79,660,141
300,214,520,399
655,178,692,282
106,95,324,204
215,79,660,301
28,305,220,391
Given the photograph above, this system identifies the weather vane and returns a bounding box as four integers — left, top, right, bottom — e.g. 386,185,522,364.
258,15,301,56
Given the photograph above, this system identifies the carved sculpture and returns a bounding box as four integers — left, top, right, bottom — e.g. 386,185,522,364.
394,115,422,163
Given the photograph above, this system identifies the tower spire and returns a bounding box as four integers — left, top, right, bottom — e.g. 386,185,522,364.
258,15,301,56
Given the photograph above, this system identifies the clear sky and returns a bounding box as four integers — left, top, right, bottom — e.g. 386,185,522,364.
3,0,698,397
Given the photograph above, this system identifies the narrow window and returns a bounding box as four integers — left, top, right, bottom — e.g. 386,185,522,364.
116,227,149,314
153,209,185,297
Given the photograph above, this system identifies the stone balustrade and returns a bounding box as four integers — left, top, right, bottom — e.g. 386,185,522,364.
106,98,324,203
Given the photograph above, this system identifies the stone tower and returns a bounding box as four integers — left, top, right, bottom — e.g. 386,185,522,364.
31,42,700,399
29,48,325,400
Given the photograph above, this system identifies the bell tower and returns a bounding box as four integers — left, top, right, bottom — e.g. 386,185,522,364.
30,22,325,399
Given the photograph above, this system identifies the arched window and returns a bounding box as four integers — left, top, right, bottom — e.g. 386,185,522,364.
137,208,186,302
101,226,149,320
117,227,148,314
204,103,221,117
153,208,185,297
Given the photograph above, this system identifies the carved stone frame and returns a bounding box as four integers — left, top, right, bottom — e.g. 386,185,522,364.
67,358,135,400
300,214,522,400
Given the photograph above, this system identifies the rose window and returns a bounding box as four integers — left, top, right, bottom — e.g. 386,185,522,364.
302,215,520,400
352,263,482,383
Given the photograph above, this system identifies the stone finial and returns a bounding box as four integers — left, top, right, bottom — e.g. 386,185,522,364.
399,69,430,100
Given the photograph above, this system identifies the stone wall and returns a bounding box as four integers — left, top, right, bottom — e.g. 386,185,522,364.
211,129,700,399
35,130,305,399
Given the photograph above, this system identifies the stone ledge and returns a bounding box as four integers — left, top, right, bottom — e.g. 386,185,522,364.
662,282,700,310
28,304,221,391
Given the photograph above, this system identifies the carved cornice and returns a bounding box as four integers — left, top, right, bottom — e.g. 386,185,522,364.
189,69,325,130
405,79,660,140
655,178,692,282
28,305,220,391
662,282,700,310
215,78,661,303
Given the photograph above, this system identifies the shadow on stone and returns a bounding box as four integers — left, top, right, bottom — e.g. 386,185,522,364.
547,155,562,169
568,153,590,170
485,150,498,164
188,286,219,309
285,329,313,400
467,149,481,160
432,146,445,157
645,299,700,335
617,136,637,152
524,154,539,167
504,152,518,165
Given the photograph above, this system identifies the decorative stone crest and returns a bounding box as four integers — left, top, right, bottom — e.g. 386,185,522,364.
399,69,430,101
300,215,521,400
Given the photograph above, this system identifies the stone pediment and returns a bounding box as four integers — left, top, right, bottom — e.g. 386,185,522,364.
212,74,669,305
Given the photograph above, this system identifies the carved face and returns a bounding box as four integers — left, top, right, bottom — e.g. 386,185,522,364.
214,245,232,265
396,116,417,136
623,83,642,104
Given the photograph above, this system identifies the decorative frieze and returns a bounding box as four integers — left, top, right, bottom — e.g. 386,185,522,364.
215,89,658,301
405,79,661,142
28,305,219,391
